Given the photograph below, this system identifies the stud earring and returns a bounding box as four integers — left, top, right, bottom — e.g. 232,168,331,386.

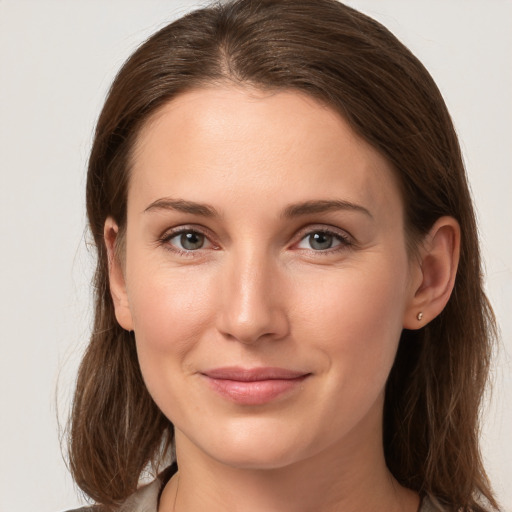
417,312,423,321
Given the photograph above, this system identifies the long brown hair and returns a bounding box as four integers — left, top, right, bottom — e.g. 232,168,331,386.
68,0,498,509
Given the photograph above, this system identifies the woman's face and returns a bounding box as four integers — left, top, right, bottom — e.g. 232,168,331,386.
111,85,421,470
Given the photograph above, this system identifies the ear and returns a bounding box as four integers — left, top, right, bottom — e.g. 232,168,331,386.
403,216,461,329
104,217,134,331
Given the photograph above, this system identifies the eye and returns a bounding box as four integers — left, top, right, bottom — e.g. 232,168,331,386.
296,230,350,251
166,230,209,251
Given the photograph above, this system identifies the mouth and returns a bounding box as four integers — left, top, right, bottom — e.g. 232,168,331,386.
201,366,311,405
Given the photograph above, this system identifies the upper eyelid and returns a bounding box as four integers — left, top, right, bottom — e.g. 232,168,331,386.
160,224,213,240
294,224,353,242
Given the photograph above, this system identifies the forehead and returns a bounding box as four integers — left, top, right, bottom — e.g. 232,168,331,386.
129,85,403,221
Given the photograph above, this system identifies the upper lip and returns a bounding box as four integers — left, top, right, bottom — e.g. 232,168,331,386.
202,366,310,381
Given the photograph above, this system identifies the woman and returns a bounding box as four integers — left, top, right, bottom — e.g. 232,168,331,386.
67,0,499,510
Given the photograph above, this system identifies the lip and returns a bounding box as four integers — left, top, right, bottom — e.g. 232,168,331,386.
201,366,310,405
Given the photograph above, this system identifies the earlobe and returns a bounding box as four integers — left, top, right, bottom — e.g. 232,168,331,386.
403,216,460,329
104,217,134,331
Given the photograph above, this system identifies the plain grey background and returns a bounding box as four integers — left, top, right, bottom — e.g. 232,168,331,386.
0,1,510,510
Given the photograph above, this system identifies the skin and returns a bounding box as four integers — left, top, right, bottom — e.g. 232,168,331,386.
105,85,460,512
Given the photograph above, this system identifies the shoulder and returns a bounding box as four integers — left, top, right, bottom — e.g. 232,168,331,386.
419,495,446,512
63,464,177,512
63,508,102,512
62,480,160,512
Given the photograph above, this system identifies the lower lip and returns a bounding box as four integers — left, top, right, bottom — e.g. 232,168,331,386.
203,376,308,405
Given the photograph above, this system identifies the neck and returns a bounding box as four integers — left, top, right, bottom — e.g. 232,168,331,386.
159,404,419,512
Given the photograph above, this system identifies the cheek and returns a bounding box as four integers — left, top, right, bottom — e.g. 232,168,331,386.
127,263,216,368
295,258,409,387
125,264,220,425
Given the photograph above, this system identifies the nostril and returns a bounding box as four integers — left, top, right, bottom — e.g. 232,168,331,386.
216,304,290,345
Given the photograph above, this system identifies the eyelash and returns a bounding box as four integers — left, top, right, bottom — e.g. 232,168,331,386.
157,227,216,257
295,227,353,253
157,225,354,257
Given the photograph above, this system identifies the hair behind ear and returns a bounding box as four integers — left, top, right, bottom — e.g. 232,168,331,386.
384,228,497,510
68,319,173,506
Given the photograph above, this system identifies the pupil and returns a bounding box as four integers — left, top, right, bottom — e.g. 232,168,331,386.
310,232,333,250
181,232,204,250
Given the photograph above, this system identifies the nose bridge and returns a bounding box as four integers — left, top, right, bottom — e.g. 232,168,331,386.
217,243,288,344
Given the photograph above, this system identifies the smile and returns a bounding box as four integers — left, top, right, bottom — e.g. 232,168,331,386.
201,367,311,405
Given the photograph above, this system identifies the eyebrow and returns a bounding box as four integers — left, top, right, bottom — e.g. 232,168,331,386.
282,199,373,219
144,198,219,217
143,197,372,219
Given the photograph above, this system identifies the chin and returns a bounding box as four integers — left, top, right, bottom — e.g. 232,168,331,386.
210,445,305,471
189,419,319,471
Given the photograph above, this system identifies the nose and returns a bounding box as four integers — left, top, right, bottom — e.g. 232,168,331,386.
216,249,289,345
